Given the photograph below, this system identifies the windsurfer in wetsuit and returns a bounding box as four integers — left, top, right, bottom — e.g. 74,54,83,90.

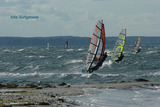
136,49,141,53
115,52,124,62
88,52,107,73
135,40,141,53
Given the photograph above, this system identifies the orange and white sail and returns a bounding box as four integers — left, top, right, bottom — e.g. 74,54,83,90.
85,20,106,71
64,41,68,49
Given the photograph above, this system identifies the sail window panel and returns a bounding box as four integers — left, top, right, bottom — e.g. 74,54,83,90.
97,21,102,30
96,39,103,60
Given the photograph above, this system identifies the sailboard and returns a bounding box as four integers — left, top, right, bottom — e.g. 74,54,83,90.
134,37,141,53
64,41,68,49
85,20,106,73
111,29,126,62
46,42,50,50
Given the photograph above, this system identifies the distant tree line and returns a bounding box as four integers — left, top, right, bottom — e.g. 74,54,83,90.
0,36,159,47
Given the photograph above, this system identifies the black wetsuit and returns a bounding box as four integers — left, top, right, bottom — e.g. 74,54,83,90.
115,53,124,62
136,49,141,53
88,52,107,73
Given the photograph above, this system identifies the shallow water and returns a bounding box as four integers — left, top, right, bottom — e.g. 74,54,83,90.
66,86,160,107
0,46,160,85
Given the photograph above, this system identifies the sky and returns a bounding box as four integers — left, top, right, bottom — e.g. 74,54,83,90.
0,0,160,37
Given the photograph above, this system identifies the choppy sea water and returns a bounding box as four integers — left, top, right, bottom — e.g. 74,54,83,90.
0,46,159,85
0,46,160,106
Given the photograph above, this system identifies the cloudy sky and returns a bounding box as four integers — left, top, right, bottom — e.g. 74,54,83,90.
0,0,160,37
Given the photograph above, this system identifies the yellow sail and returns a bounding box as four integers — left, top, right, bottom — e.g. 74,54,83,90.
111,29,126,61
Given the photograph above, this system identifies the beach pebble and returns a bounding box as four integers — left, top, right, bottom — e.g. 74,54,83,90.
58,82,67,86
6,84,18,88
132,78,149,82
56,97,65,102
25,84,38,88
0,84,5,88
42,84,54,88
39,102,50,105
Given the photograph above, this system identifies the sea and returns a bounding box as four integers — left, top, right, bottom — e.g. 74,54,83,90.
0,45,160,106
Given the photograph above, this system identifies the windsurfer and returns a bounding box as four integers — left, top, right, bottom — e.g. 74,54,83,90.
115,52,124,62
88,52,107,73
136,49,141,53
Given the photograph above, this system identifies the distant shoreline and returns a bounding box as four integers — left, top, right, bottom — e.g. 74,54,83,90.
0,36,159,47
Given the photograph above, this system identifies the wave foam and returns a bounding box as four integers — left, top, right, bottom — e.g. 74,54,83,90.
65,59,83,64
146,51,157,54
101,60,113,68
57,56,62,58
66,49,74,51
95,73,127,78
17,49,25,52
39,56,46,58
77,48,84,51
143,72,160,77
4,49,11,53
0,72,82,78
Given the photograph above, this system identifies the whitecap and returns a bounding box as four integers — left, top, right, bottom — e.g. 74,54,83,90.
106,49,112,55
59,73,68,78
27,56,34,58
66,49,74,51
0,72,55,77
146,51,157,54
25,64,34,69
95,73,125,78
101,60,113,68
77,48,84,51
34,65,40,70
57,55,62,58
9,66,20,71
81,73,92,78
17,49,24,52
39,56,45,58
143,72,160,77
4,49,11,53
65,59,83,64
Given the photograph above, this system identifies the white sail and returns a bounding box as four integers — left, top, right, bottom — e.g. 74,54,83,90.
46,43,49,50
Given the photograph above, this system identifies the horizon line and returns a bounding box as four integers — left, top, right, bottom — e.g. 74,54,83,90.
0,35,160,38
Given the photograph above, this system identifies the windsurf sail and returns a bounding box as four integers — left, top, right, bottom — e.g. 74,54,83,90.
111,29,126,62
134,37,141,53
64,41,68,49
46,42,49,50
85,20,105,72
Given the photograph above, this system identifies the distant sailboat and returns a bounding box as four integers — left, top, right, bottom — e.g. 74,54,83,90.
46,42,49,50
64,41,68,49
85,20,106,73
111,29,126,62
134,37,141,53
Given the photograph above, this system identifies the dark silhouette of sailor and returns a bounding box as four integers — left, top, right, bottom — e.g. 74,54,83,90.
88,52,107,73
115,52,124,62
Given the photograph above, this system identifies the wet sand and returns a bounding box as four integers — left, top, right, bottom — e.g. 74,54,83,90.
1,80,160,107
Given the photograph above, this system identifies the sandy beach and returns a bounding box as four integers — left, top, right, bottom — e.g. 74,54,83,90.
1,79,160,107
